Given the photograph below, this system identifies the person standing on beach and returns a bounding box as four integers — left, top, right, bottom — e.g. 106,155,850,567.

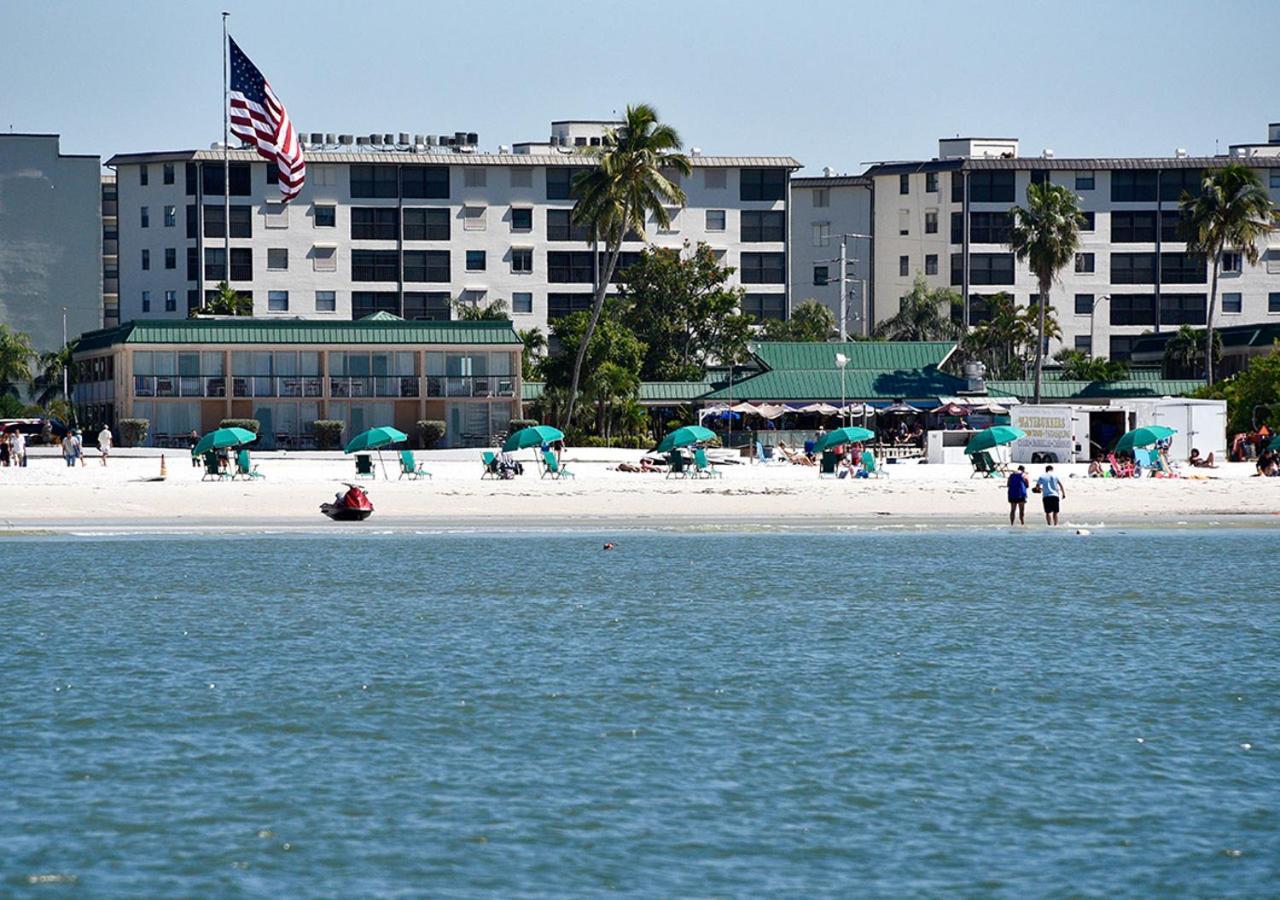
11,428,25,467
1007,465,1030,525
97,424,113,466
1035,465,1065,526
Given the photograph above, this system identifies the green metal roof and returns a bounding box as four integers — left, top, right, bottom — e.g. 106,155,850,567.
987,379,1205,400
1129,323,1280,356
75,317,523,352
521,380,715,404
748,341,955,372
702,366,966,402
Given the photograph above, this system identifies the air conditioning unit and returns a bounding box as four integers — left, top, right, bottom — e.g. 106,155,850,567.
338,134,354,145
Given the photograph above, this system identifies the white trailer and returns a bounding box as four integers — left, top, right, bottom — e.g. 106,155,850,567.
1009,405,1092,463
1126,398,1227,461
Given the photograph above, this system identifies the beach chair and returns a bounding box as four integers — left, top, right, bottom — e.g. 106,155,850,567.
693,447,722,478
969,451,998,478
861,450,885,479
1133,448,1157,477
755,440,768,464
201,451,227,481
234,449,264,480
481,451,499,479
541,449,573,479
398,449,431,480
819,450,840,477
354,453,375,479
1108,453,1136,478
1155,450,1181,478
666,450,687,478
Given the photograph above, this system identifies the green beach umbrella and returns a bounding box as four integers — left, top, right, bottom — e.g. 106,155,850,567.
1267,434,1280,452
190,426,256,457
344,426,408,454
655,425,717,454
1115,425,1176,453
814,426,876,453
965,425,1027,456
503,425,565,453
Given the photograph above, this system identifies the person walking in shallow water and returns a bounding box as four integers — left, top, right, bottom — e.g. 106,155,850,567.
1035,465,1066,526
1007,465,1029,525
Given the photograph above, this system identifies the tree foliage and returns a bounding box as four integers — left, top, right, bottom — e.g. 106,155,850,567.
517,328,546,382
961,292,1062,380
541,304,646,437
33,340,78,408
761,300,839,343
1052,349,1130,382
0,324,35,398
453,297,510,321
619,242,753,379
1191,348,1280,434
197,281,252,317
1162,324,1221,379
873,276,961,342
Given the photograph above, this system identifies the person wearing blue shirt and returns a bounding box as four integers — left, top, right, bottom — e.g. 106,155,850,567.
1007,465,1030,525
1035,465,1066,526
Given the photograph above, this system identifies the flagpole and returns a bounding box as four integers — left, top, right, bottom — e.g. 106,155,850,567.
222,11,230,309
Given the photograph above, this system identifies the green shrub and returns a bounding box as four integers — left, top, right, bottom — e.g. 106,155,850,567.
575,433,653,449
219,418,260,436
119,418,150,447
416,419,446,449
312,420,344,450
508,418,538,434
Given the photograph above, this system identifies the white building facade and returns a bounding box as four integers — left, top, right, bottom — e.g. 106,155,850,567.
107,122,798,331
788,174,872,337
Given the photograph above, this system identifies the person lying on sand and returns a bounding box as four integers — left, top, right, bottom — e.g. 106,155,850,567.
1188,448,1217,468
616,459,660,473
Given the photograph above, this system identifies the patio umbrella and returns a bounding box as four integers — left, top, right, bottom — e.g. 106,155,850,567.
1115,425,1177,453
191,426,256,457
503,425,564,453
930,402,970,417
964,426,1026,455
345,426,409,480
814,426,875,453
880,402,923,415
656,425,716,453
1268,434,1280,452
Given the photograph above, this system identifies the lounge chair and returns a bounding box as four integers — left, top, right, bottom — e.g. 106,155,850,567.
692,447,722,478
666,450,687,478
969,451,999,478
354,453,375,479
481,451,499,479
541,449,573,479
1155,450,1181,478
201,451,227,481
234,449,264,480
1133,448,1157,477
1108,453,1136,478
860,450,885,478
398,449,431,480
819,450,840,477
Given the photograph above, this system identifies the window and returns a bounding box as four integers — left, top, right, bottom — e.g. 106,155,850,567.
139,165,148,186
1161,252,1206,284
314,204,336,228
1111,211,1156,243
1079,211,1095,231
512,292,533,314
141,290,151,312
951,212,963,244
951,171,965,203
1075,171,1095,190
741,210,785,242
704,170,727,190
315,290,336,312
141,249,150,271
969,211,1012,244
267,248,288,271
164,290,177,312
813,265,828,286
899,173,910,194
163,205,176,227
547,209,589,241
925,254,938,276
264,202,288,228
164,248,176,270
951,252,1015,285
926,172,938,193
546,167,581,200
899,255,909,277
185,163,198,195
266,165,278,186
500,168,530,190
186,204,198,238
1110,252,1157,284
187,247,199,280
511,248,533,273
706,209,726,232
1160,293,1206,325
925,211,938,234
1031,170,1050,187
312,246,337,272
229,248,252,281
740,252,786,284
548,251,594,283
1159,168,1202,202
1222,292,1242,314
1074,294,1094,315
1270,293,1280,313
968,171,1016,203
466,250,486,272
548,293,594,320
511,207,533,231
268,291,289,312
462,206,487,231
1222,251,1242,274
463,168,487,188
1271,170,1280,190
399,292,449,321
140,206,149,228
351,292,399,319
201,162,251,196
812,188,830,208
351,207,399,240
402,250,450,282
898,210,910,236
352,249,399,282
401,165,449,199
1109,294,1156,326
811,221,830,247
202,205,253,238
655,208,680,235
308,164,335,187
349,165,398,198
740,168,786,202
741,293,786,321
1110,170,1158,202
403,208,449,241
187,289,199,312
1074,335,1093,353
1075,252,1095,273
1161,210,1189,242
1110,335,1138,361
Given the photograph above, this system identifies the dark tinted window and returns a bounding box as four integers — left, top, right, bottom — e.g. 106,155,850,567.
1111,211,1156,243
200,163,250,196
1160,293,1206,325
1110,335,1138,361
1161,209,1190,242
403,250,450,282
352,249,399,281
403,292,451,321
1159,168,1202,201
511,207,533,230
314,205,336,227
547,293,594,321
1110,170,1158,202
352,292,400,319
740,168,786,202
741,294,786,321
1109,294,1156,326
229,247,252,281
352,207,399,240
1160,252,1206,284
547,209,590,241
1110,252,1157,284
951,211,963,243
740,252,786,284
951,171,965,203
741,210,785,242
968,171,1015,203
969,211,1012,244
548,251,594,283
1074,293,1094,314
401,165,449,199
185,162,198,195
546,168,580,200
403,208,449,241
186,247,199,281
953,253,1014,285
350,165,398,198
186,204,198,239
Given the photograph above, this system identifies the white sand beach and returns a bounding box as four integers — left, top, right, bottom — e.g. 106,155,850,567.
1,446,1276,532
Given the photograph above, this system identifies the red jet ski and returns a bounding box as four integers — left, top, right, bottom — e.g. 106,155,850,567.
321,483,374,521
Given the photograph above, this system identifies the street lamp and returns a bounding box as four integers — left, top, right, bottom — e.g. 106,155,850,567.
1089,294,1110,358
835,352,849,426
62,306,68,404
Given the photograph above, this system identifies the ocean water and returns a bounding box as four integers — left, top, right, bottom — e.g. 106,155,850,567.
2,528,1278,897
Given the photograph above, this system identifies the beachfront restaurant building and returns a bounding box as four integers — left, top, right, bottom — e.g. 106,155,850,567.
71,315,523,448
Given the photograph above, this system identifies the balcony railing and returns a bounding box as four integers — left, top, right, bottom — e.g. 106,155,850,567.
233,376,323,399
329,376,419,398
426,375,515,398
134,375,225,398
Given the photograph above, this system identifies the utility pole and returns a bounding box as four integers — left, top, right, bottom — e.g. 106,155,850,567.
820,233,873,340
62,306,68,403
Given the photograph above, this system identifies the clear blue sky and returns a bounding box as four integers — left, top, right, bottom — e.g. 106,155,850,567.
2,0,1270,173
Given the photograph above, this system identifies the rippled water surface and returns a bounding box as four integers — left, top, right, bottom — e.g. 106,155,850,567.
3,529,1278,897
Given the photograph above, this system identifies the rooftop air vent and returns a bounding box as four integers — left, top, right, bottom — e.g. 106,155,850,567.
338,134,354,145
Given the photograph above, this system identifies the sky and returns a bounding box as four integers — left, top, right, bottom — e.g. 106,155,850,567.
2,0,1272,174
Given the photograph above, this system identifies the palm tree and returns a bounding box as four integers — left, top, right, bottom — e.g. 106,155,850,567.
198,281,252,317
33,340,78,407
453,298,510,321
517,328,546,381
0,324,35,399
1053,348,1129,382
1180,163,1278,385
1008,183,1083,404
1162,324,1221,379
872,276,962,341
585,361,640,445
562,104,689,430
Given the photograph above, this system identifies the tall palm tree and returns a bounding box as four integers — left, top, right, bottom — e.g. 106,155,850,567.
1007,183,1083,404
517,327,547,381
33,340,78,407
562,104,689,430
0,324,35,399
1180,163,1278,385
872,276,962,341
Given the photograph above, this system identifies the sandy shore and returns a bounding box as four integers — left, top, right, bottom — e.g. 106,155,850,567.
1,446,1276,533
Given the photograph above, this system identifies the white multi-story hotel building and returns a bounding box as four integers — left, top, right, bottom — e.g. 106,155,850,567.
797,124,1280,360
788,172,871,337
106,121,798,331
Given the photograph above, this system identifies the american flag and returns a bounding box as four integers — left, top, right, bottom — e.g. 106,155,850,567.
228,36,305,202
